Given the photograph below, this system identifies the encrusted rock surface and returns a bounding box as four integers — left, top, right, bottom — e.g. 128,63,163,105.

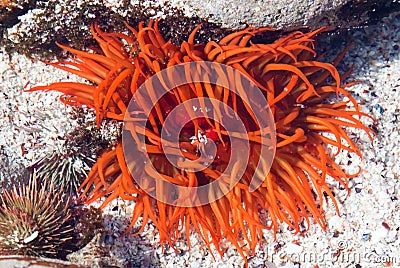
1,0,399,59
163,0,400,30
0,255,87,267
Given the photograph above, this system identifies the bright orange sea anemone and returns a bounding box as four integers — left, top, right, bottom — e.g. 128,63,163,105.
28,20,374,264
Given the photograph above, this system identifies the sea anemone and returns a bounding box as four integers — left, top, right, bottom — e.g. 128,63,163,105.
28,20,374,263
0,173,74,258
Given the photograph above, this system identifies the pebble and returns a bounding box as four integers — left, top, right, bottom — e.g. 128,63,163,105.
0,61,9,73
371,226,389,243
362,233,370,241
284,243,303,255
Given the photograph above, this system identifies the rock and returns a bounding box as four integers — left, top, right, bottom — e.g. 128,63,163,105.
1,0,400,59
146,0,400,30
0,255,87,268
0,0,35,28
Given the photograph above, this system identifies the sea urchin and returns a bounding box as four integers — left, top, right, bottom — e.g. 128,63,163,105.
0,173,74,258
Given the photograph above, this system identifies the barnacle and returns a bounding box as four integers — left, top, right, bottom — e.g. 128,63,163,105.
0,173,74,258
28,20,374,264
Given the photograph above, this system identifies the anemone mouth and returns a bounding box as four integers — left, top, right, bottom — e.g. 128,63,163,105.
120,60,277,208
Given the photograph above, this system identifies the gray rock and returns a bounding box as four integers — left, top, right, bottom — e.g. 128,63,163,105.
162,0,400,30
0,255,87,268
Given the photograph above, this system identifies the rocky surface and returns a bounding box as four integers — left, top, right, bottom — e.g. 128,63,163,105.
0,255,87,267
163,0,400,30
1,0,400,59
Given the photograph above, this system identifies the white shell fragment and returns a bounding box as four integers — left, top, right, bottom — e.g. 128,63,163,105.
23,231,39,244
